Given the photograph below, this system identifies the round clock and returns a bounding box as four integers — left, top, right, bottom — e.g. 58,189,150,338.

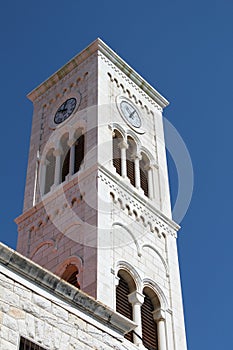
120,100,141,128
54,98,77,124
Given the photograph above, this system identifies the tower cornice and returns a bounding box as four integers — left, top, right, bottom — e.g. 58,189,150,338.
27,38,169,109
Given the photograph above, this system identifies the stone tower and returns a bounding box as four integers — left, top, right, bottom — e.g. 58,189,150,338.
16,39,187,350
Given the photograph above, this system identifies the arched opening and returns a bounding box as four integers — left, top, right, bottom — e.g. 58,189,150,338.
112,130,122,175
116,270,136,343
44,149,55,194
141,287,159,350
74,133,84,174
61,133,70,183
140,153,149,197
61,263,80,289
126,136,136,186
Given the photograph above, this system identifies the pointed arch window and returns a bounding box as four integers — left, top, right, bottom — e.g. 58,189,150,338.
112,130,122,175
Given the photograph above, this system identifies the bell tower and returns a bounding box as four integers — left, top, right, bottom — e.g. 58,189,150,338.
16,39,187,350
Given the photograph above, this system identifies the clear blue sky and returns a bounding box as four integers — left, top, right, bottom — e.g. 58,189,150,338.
0,1,232,349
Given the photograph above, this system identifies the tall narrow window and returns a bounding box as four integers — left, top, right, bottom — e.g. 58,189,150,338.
141,289,159,350
44,149,55,194
116,271,135,343
60,133,70,183
19,337,46,350
61,263,80,288
140,153,149,197
74,134,84,174
62,149,70,182
126,137,136,187
113,130,122,175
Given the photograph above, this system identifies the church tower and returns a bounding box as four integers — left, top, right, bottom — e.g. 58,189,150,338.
16,39,187,350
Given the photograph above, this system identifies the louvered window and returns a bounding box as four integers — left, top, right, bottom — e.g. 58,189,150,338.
62,149,70,182
141,292,158,350
74,134,84,174
19,337,46,350
140,159,149,197
116,276,134,342
44,150,55,194
113,131,122,175
126,137,136,187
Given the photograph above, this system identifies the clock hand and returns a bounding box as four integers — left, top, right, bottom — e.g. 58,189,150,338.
128,110,136,119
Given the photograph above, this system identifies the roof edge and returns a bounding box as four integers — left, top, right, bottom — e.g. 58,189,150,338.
27,38,169,108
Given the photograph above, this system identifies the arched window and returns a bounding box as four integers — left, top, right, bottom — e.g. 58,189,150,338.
140,153,149,197
61,134,70,183
74,134,84,174
141,288,159,350
44,149,55,195
126,136,136,187
116,270,136,342
112,130,122,175
61,264,80,289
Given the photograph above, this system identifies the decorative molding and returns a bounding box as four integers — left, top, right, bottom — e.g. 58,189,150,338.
142,244,169,277
99,166,179,235
112,222,141,257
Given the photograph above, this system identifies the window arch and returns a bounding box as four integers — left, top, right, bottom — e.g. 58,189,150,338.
126,136,136,186
141,287,159,350
140,152,149,197
112,130,122,175
61,263,80,289
116,270,136,343
44,149,55,195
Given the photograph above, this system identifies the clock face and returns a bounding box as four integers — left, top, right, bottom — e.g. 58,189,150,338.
120,100,141,128
54,98,77,124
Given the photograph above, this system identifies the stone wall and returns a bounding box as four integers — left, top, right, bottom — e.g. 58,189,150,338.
0,243,136,350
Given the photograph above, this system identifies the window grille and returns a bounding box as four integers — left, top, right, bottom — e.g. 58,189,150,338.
116,275,134,342
74,134,84,173
19,337,46,350
141,292,158,350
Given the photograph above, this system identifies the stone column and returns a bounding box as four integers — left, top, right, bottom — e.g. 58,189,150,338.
53,148,62,186
68,138,76,176
119,140,128,178
128,291,144,346
153,309,167,350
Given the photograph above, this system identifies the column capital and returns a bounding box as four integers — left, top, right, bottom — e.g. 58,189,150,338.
67,138,76,147
53,148,63,157
118,140,128,150
132,152,142,161
152,308,166,321
128,291,144,306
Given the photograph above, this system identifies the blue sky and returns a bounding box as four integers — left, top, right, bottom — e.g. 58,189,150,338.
0,1,232,349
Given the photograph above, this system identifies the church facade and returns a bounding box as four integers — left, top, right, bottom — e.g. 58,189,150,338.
0,39,187,350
